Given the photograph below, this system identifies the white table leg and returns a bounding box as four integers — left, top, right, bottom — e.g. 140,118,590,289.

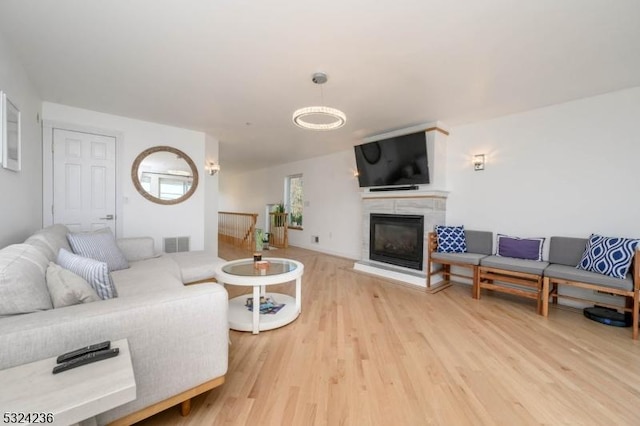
296,276,302,312
252,285,260,334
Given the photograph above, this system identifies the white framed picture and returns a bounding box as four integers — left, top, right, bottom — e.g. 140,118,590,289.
0,91,3,164
2,91,21,172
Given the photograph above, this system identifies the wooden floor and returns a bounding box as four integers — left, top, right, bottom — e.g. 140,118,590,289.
140,244,640,425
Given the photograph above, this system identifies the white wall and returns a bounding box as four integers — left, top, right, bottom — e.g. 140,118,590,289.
446,87,640,251
0,33,42,247
220,149,362,259
204,133,220,256
221,86,640,265
42,102,212,252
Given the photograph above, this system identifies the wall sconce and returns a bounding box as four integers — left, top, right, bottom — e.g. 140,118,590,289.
206,162,220,176
473,154,485,171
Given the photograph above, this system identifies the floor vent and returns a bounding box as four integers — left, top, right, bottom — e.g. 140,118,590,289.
164,236,190,253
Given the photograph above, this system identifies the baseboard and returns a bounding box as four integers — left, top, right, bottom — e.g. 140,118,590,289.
289,243,359,261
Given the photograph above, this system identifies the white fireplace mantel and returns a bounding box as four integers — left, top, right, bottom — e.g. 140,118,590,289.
355,191,448,288
354,123,450,288
360,189,449,200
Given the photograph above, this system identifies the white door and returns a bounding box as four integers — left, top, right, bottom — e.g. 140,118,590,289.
53,129,117,234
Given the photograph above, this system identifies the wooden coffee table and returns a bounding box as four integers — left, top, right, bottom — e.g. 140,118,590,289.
216,258,303,334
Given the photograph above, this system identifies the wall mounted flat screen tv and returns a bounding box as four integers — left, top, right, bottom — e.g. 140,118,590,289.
354,131,429,188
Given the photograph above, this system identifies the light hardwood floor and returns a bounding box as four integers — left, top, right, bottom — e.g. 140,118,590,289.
140,244,640,425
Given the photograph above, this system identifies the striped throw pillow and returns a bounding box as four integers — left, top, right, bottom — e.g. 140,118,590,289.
57,248,118,300
67,229,129,272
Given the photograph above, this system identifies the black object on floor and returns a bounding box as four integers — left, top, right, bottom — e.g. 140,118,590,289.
583,306,632,327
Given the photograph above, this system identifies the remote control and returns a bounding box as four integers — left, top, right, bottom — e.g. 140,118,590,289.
56,340,111,363
52,348,119,374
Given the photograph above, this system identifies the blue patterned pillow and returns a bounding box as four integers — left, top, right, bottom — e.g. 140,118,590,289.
577,234,639,279
435,225,467,253
57,248,117,300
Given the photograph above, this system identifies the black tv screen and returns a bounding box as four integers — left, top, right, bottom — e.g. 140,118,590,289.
354,131,429,188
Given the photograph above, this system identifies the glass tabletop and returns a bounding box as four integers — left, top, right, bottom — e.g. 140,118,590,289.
222,259,298,277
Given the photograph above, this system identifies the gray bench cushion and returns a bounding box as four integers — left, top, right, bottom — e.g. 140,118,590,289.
465,230,493,255
544,264,633,291
480,255,549,275
548,236,588,266
431,252,487,266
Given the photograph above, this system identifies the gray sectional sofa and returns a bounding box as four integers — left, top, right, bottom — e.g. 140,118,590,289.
0,224,229,424
428,231,640,339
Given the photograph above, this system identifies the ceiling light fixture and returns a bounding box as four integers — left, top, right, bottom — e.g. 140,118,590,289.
292,72,346,131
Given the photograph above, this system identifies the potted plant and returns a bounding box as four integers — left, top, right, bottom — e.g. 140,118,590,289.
273,203,285,227
255,228,264,251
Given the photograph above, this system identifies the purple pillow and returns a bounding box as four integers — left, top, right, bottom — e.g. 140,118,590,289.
496,234,545,261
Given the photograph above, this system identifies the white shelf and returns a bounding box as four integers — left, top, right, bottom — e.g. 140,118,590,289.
0,339,135,425
360,189,449,199
228,293,300,332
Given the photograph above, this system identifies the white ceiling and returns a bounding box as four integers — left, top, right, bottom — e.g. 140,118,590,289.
1,0,639,173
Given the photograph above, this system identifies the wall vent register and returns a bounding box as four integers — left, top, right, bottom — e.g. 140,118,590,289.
164,236,190,253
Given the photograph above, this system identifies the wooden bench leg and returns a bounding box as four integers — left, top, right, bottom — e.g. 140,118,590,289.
541,277,550,317
536,277,543,315
633,290,639,340
180,399,192,416
472,266,480,299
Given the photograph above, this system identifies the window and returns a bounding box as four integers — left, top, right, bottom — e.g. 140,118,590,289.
285,174,303,228
159,177,192,200
140,174,152,193
140,173,192,199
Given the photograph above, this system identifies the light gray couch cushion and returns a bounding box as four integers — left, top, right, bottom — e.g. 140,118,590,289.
24,224,72,262
45,262,100,308
465,230,493,255
168,251,222,283
548,236,588,266
68,229,130,271
111,256,183,297
480,255,549,275
544,263,633,291
0,244,53,315
117,237,159,262
431,252,487,266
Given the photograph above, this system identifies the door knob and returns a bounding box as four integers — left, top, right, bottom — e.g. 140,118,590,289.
100,214,114,220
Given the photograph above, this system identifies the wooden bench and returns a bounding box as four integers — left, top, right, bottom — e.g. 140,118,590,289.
476,256,549,314
541,236,640,340
427,230,493,293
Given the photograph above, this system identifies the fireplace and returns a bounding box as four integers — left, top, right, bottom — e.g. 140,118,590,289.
369,214,424,270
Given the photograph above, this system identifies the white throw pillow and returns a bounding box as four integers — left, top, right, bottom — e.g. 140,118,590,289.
46,262,101,308
0,244,53,315
67,228,129,272
57,248,118,300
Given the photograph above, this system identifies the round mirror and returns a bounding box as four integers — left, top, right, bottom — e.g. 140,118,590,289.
131,146,199,205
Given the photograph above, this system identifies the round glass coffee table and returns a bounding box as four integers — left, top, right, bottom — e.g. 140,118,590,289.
216,258,304,334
